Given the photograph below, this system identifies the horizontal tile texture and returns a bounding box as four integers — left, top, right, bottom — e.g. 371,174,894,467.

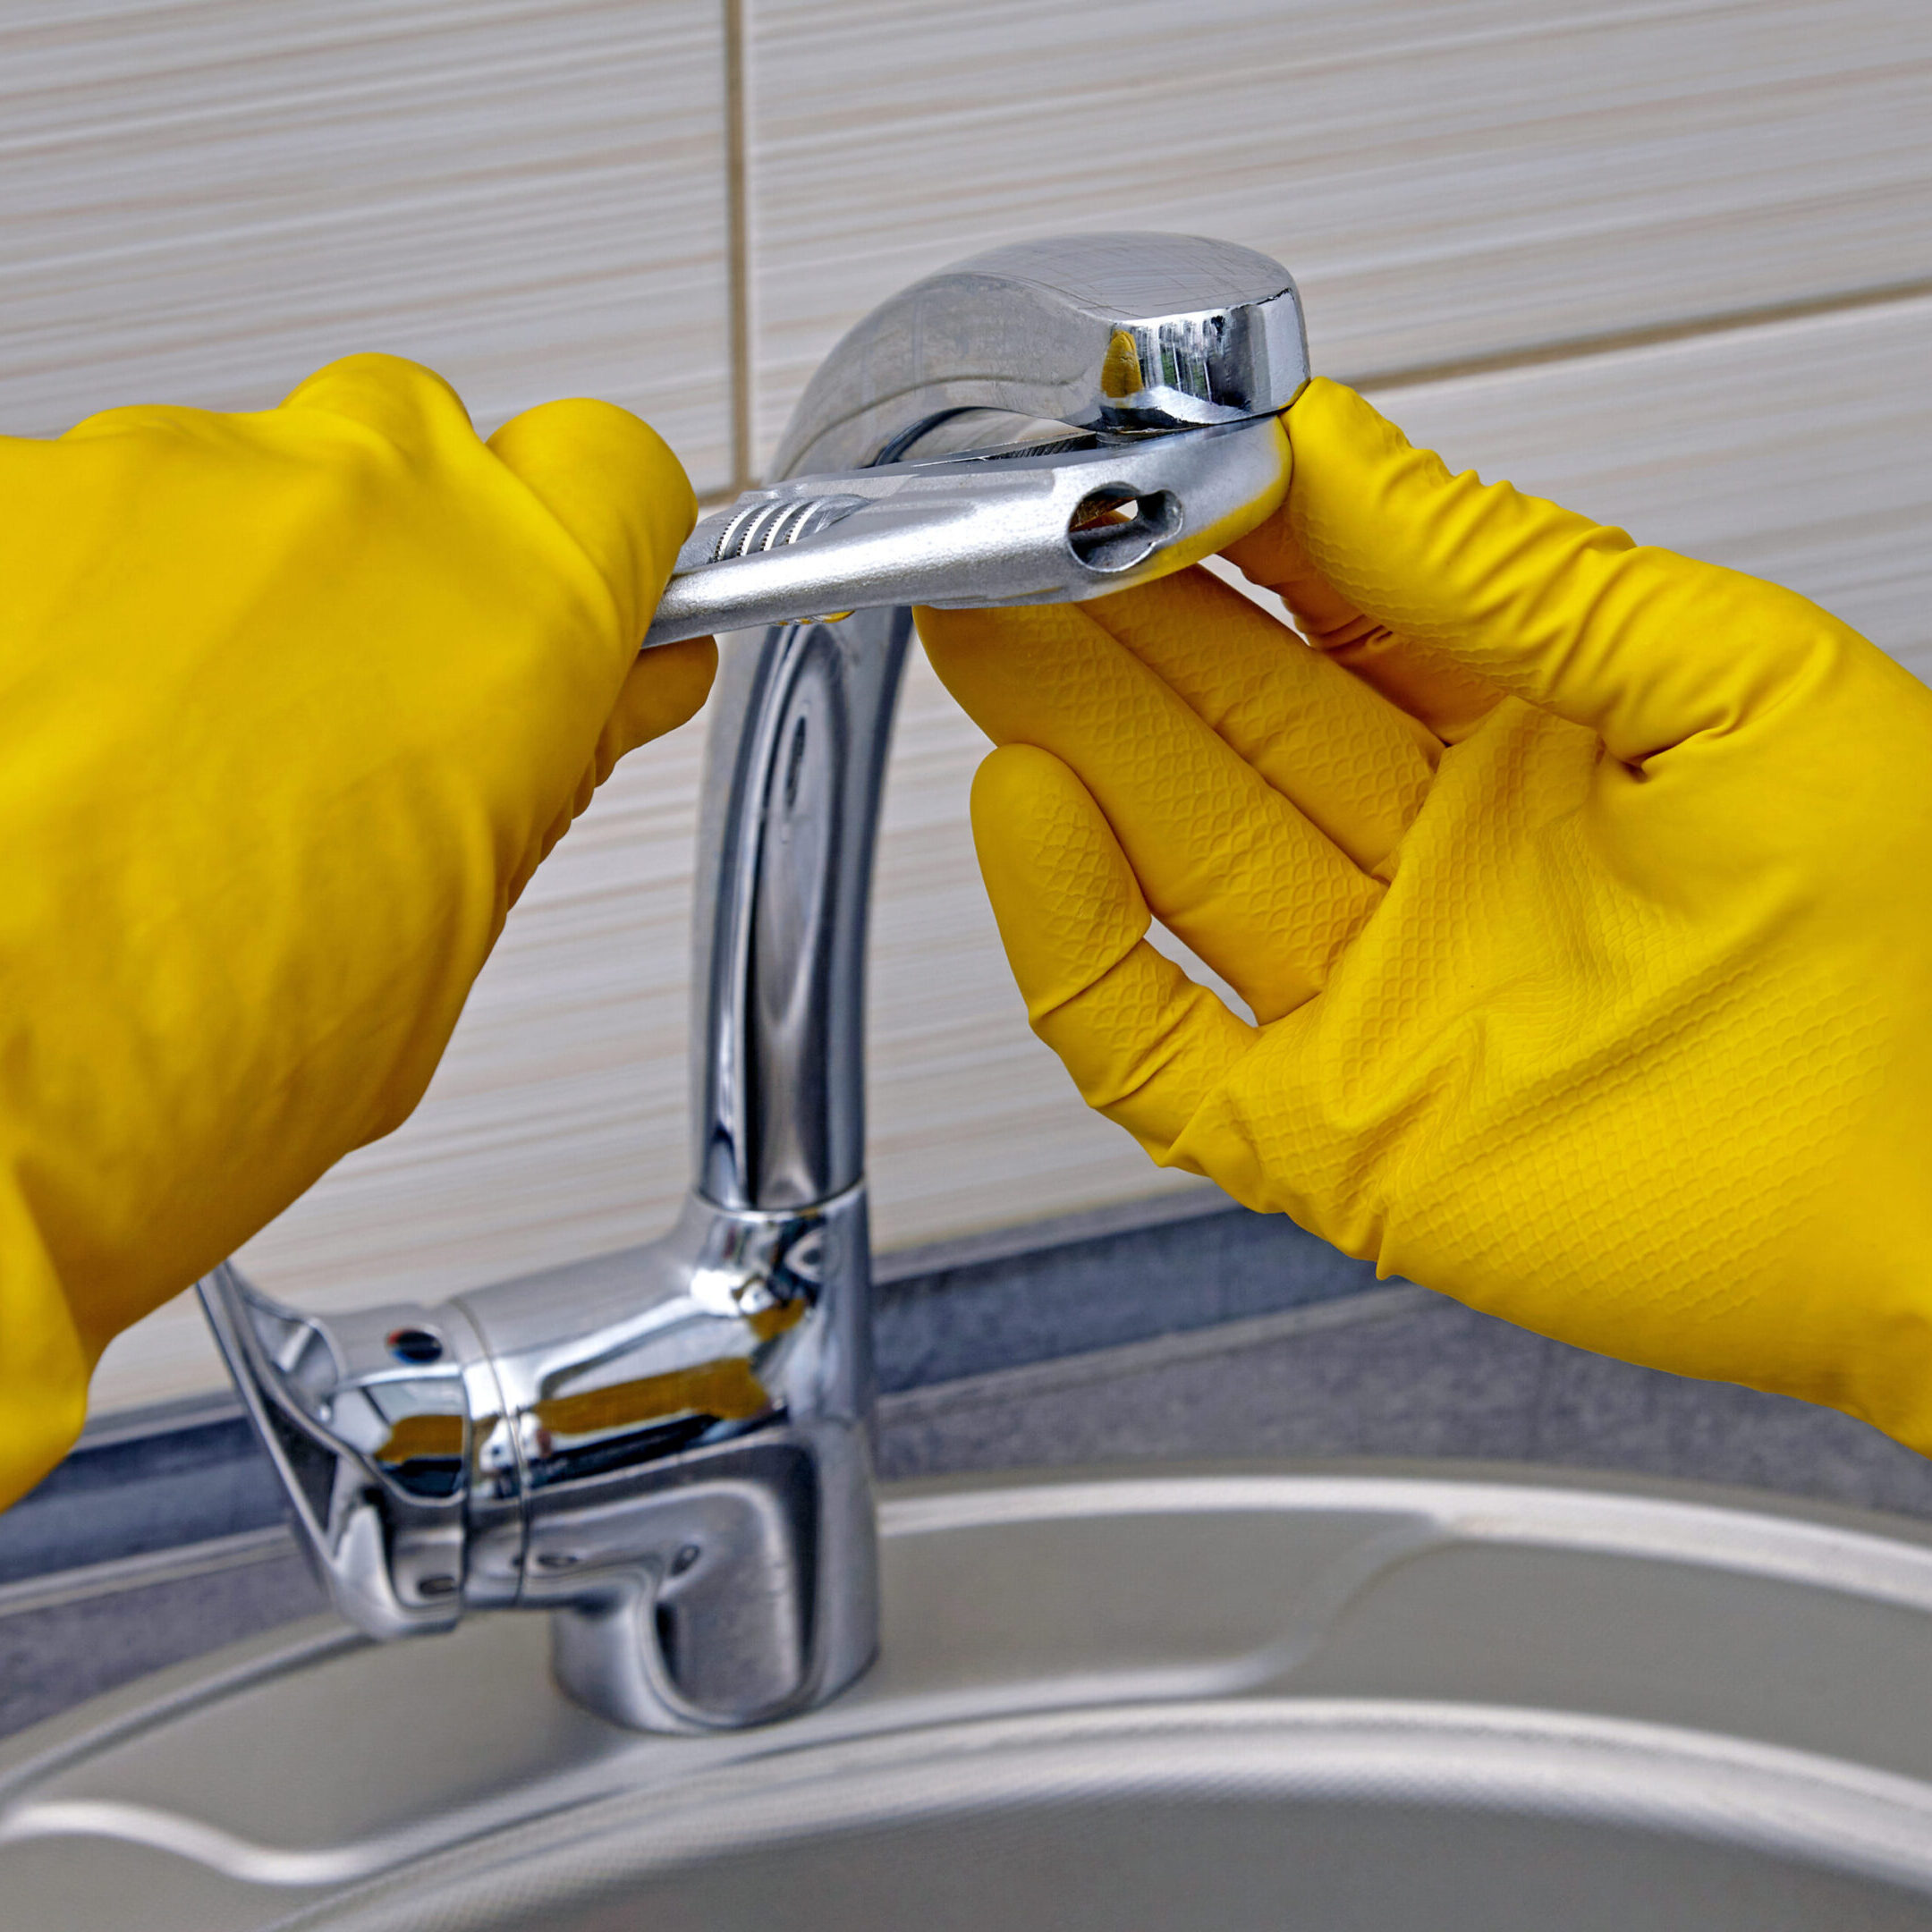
0,0,731,483
744,0,1932,467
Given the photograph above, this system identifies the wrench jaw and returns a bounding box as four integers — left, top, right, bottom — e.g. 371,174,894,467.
642,410,1292,651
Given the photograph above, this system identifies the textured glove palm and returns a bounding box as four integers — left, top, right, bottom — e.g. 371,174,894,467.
0,355,715,1507
921,377,1932,1452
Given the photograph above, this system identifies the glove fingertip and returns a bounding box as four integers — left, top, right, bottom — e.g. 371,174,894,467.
1289,376,1425,476
914,602,994,674
597,635,718,778
641,632,718,733
488,400,698,648
971,745,1258,1161
970,743,1149,1009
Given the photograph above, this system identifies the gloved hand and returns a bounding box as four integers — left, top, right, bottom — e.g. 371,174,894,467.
0,354,715,1507
921,377,1932,1452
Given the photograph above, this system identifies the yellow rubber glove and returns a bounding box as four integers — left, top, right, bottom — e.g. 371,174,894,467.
921,377,1932,1452
0,354,716,1508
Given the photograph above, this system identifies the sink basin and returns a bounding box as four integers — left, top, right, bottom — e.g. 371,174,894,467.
6,1462,1932,1929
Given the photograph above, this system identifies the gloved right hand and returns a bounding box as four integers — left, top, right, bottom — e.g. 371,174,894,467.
0,353,716,1510
922,377,1932,1453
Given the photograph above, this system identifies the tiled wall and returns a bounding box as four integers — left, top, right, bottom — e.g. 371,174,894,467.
1,1,733,471
740,0,1932,462
3,2,1926,1411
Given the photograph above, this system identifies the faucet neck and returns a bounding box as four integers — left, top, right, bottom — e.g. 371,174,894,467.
691,607,911,1213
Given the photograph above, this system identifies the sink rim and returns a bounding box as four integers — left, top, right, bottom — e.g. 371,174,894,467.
9,1457,1932,1926
258,1695,1932,1931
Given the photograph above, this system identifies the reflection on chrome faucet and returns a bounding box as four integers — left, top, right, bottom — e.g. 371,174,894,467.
198,233,1310,1733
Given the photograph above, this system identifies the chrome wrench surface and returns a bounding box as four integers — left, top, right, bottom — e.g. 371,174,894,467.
640,411,1292,650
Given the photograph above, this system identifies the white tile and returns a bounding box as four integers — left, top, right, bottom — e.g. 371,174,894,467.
743,0,1932,470
0,0,733,484
90,288,1931,1414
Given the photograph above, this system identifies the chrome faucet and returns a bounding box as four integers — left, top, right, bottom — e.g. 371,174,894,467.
199,233,1309,1733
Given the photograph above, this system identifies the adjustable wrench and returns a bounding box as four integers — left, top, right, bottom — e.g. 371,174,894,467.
640,411,1292,650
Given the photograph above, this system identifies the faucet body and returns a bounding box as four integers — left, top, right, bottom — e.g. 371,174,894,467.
200,233,1309,1732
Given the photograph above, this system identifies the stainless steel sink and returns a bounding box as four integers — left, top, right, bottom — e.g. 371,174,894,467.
6,1462,1932,1929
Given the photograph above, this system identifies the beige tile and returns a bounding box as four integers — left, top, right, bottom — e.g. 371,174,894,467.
0,0,732,485
743,0,1932,470
89,288,1931,1413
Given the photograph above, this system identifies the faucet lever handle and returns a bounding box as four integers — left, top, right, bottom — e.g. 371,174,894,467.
199,1263,477,1639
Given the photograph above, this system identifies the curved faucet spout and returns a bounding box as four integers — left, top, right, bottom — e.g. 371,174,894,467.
693,609,908,1213
200,234,1308,1733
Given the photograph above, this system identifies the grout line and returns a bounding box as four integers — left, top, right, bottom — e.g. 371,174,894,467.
878,1284,1436,1425
705,259,1932,499
721,0,752,493
1343,275,1932,394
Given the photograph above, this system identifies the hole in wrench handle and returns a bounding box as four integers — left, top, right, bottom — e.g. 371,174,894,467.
1065,485,1183,573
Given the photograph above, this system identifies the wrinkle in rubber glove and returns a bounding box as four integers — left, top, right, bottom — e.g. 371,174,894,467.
0,354,716,1507
927,591,1384,1023
923,377,1932,1456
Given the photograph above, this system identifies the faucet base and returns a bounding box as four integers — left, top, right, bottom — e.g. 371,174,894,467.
200,1185,880,1734
547,1418,878,1733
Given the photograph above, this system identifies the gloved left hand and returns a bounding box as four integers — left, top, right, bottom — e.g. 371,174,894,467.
0,353,716,1509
